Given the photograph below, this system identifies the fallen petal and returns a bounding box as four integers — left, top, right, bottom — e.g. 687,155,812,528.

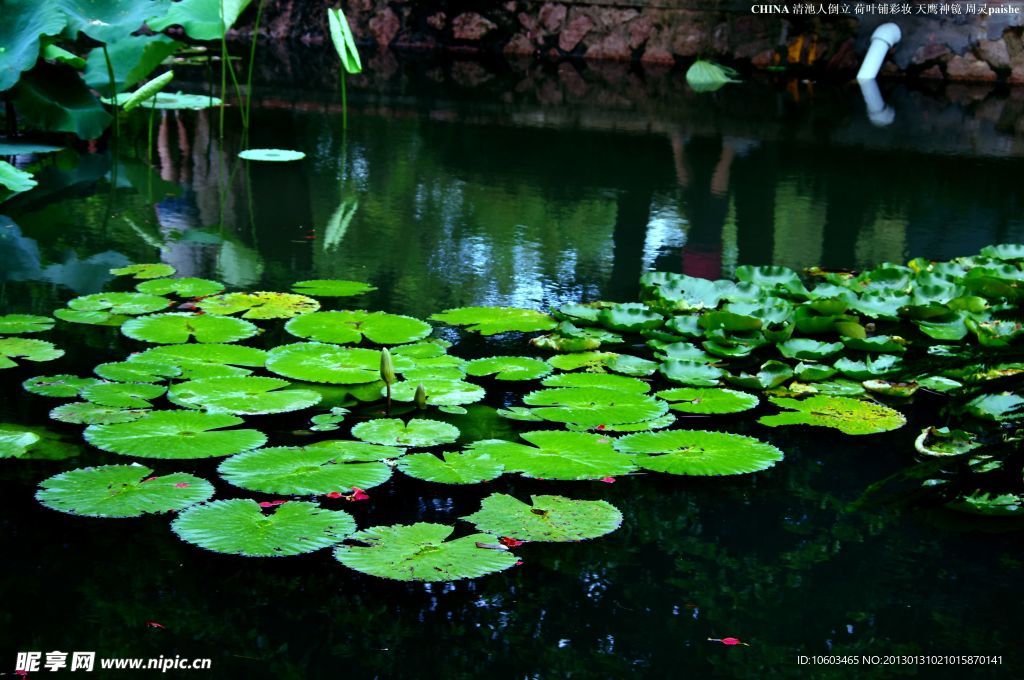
146,621,166,629
600,477,616,484
173,482,190,488
499,536,524,548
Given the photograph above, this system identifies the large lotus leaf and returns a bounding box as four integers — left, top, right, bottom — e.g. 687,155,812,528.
641,272,733,311
0,423,80,460
429,306,556,335
531,324,618,352
547,351,618,371
23,374,101,397
0,160,37,200
291,279,376,297
965,393,1023,421
391,341,449,360
980,244,1024,261
0,0,66,92
168,377,322,415
465,356,551,381
0,314,54,334
946,492,1023,517
218,446,391,495
541,372,649,393
758,396,905,435
842,335,907,354
776,339,843,361
304,440,404,462
665,315,703,338
84,35,179,93
101,90,221,110
606,354,659,377
656,387,758,414
463,493,622,542
351,418,459,447
173,499,355,557
735,264,803,292
237,148,305,162
914,427,981,457
0,429,40,458
967,318,1024,348
80,382,165,408
467,430,636,480
198,291,319,319
401,365,466,382
85,411,266,458
149,0,254,40
54,309,128,326
284,310,431,345
94,360,180,383
50,402,149,425
793,362,837,382
11,64,111,139
397,451,504,485
596,303,663,332
659,360,724,387
58,0,170,41
652,341,713,363
266,343,384,385
36,465,213,518
614,430,783,475
0,338,64,369
131,343,268,379
389,379,485,407
699,310,762,333
136,277,224,297
335,523,517,581
600,412,676,432
523,387,667,428
833,354,903,380
725,361,793,391
849,291,910,321
68,292,169,315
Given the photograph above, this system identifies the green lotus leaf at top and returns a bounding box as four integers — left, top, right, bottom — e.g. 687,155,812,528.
979,244,1024,261
614,430,783,475
50,402,150,425
149,0,255,41
656,387,759,414
284,310,431,345
396,451,504,485
429,306,557,335
238,148,306,162
776,338,844,361
218,446,392,495
85,411,267,459
94,360,181,383
168,377,322,415
172,499,356,557
0,429,40,458
651,341,713,363
465,356,552,381
0,314,54,334
659,359,725,387
67,292,170,315
36,465,213,518
758,395,906,435
0,0,65,92
523,387,667,429
546,351,619,372
965,393,1024,421
0,338,64,369
833,354,903,381
467,430,635,480
131,343,268,379
735,264,803,292
291,280,377,297
23,374,102,397
110,263,176,280
136,277,225,297
334,522,518,582
641,272,733,311
606,354,660,377
596,303,663,332
793,362,838,382
463,493,623,542
53,309,128,326
266,343,385,384
198,291,320,319
389,379,485,407
351,418,460,447
541,372,650,393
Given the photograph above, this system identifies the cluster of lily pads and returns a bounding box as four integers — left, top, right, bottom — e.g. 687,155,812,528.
2,245,1022,581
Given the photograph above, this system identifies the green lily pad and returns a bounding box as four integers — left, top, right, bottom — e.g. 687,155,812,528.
793,362,837,382
758,396,906,435
777,339,843,361
0,338,64,369
596,303,663,332
80,382,165,408
284,310,431,345
110,263,176,279
965,393,1023,421
467,430,636,480
656,387,759,414
496,406,545,422
136,277,225,297
599,412,676,432
36,465,213,518
218,446,392,495
430,306,556,335
523,387,667,429
334,523,517,581
101,91,222,110
168,377,322,415
463,493,622,542
23,374,101,397
833,355,903,380
546,351,618,371
67,292,170,315
94,360,180,384
54,308,128,326
614,430,783,475
862,380,919,398
946,492,1023,517
842,335,907,353
654,341,713,363
266,343,386,385
540,372,650,393
914,427,981,457
352,418,459,447
122,312,260,344
0,314,54,334
980,244,1024,261
291,279,377,297
85,411,266,459
0,429,40,458
131,343,268,379
50,402,149,425
641,272,733,311
173,499,356,557
304,440,405,462
198,291,319,319
725,361,794,390
397,451,504,485
238,148,305,162
659,360,725,386
465,356,552,381
0,423,79,460
389,379,485,407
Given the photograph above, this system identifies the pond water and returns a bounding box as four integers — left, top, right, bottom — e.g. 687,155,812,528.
2,55,1023,678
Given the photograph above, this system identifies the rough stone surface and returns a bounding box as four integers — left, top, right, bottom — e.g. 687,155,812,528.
368,8,400,48
946,53,998,81
452,12,497,41
585,33,631,61
912,43,952,64
978,38,1011,70
559,14,594,52
539,3,567,33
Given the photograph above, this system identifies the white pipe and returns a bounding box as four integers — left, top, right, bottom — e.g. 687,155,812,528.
856,23,902,81
857,78,895,127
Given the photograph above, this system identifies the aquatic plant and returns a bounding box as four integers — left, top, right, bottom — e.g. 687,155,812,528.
326,6,363,128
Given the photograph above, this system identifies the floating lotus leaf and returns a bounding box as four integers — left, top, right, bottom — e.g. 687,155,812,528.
656,387,759,414
547,351,618,371
397,451,504,485
946,492,1022,517
198,291,320,319
736,264,803,292
351,418,459,447
391,341,450,359
654,341,713,363
726,361,793,390
914,427,981,457
36,465,213,518
94,360,181,383
599,412,676,432
0,424,79,461
80,382,165,408
465,356,552,381
304,440,404,462
284,310,431,345
0,314,54,334
85,411,266,459
389,379,485,407
641,272,733,311
863,380,919,398
467,430,636,480
918,376,962,393
23,374,101,397
429,306,556,335
776,339,843,361
554,303,602,323
0,338,64,369
659,360,724,386
335,523,517,581
980,244,1024,261
805,379,866,397
965,393,1023,421
842,335,907,353
266,343,383,384
606,354,660,377
218,446,392,495
401,365,466,382
596,303,663,332
67,292,170,315
700,310,762,332
168,377,322,415
463,493,622,542
614,430,783,475
101,91,222,110
238,148,306,162
523,387,667,429
541,372,649,393
173,499,355,557
132,343,268,379
833,354,903,380
122,312,259,344
291,280,377,297
50,402,149,425
793,362,837,382
496,406,545,422
54,308,128,326
758,396,906,435
110,263,176,280
136,277,225,297
0,429,40,458
665,315,704,338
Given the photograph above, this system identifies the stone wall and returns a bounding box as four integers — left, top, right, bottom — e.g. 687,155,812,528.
241,1,1024,82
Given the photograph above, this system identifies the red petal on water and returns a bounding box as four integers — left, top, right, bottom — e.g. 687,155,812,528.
721,638,741,645
141,477,157,483
258,500,287,508
178,301,197,310
596,424,606,431
515,560,524,566
173,482,190,488
600,477,616,484
347,488,369,502
146,621,166,629
499,536,524,548
326,491,344,499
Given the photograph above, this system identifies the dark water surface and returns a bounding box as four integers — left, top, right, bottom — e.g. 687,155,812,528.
2,57,1023,678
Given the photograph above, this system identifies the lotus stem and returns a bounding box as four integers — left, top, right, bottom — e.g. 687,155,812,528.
102,45,119,140
415,384,427,410
243,0,266,132
340,69,347,130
